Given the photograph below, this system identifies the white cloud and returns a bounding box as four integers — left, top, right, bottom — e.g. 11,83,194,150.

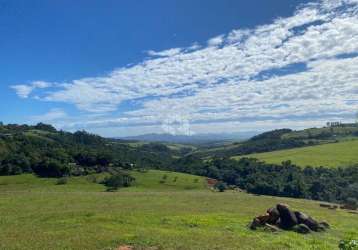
11,81,53,98
147,48,182,57
207,35,225,47
11,0,358,135
11,85,34,98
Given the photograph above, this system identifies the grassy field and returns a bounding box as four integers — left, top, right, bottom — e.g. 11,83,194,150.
0,170,357,250
233,139,358,168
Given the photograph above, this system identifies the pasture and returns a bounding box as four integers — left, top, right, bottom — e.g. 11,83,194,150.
0,170,357,250
233,139,358,168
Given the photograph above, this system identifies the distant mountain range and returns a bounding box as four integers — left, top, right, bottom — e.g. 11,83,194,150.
117,132,259,144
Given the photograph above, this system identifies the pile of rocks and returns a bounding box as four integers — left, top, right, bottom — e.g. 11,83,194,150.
249,203,330,234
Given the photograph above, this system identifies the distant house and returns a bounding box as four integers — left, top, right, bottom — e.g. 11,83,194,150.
326,121,342,127
326,122,358,128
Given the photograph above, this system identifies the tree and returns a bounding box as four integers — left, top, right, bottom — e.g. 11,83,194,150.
34,123,57,132
102,172,135,191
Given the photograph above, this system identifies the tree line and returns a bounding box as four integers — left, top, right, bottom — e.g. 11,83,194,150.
171,156,358,206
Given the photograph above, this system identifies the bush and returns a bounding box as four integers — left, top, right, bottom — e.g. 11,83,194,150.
214,181,228,192
32,160,70,178
102,172,135,191
344,198,358,210
339,239,358,250
56,177,68,185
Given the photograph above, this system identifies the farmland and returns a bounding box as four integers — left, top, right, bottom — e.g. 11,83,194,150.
233,139,358,168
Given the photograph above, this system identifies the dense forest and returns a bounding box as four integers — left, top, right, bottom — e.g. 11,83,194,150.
171,156,358,206
0,122,357,207
0,123,173,177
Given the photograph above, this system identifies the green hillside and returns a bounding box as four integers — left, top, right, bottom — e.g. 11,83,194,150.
192,125,358,159
234,139,358,168
0,171,357,250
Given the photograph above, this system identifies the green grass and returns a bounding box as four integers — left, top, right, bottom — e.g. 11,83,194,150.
0,170,206,193
233,139,358,168
0,171,357,250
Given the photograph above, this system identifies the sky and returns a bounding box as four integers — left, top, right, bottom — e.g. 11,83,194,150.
1,0,358,137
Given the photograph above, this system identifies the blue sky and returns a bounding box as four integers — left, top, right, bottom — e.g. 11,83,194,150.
1,0,358,136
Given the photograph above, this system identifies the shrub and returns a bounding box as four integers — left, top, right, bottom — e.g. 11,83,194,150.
339,239,358,250
102,172,135,191
214,181,228,192
345,198,358,210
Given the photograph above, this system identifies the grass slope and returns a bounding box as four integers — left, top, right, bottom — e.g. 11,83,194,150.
234,139,358,168
0,171,357,250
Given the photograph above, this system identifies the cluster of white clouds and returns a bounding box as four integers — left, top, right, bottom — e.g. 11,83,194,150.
11,0,358,135
11,81,52,98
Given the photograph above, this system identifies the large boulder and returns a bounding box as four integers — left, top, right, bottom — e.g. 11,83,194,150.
276,203,298,229
249,204,330,234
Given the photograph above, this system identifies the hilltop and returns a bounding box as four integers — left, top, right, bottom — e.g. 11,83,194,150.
0,123,179,176
191,124,358,160
119,131,257,145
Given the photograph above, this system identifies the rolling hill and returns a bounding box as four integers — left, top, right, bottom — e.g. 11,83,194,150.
234,139,358,168
192,124,358,159
0,170,356,250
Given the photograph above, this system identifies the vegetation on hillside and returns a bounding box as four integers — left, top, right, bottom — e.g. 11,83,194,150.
0,123,175,177
171,156,358,205
192,125,358,159
1,122,358,205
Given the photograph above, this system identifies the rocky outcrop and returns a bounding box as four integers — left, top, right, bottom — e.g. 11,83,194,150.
249,203,330,234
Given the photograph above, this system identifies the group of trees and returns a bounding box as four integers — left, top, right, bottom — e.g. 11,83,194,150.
101,172,135,191
171,156,358,205
0,123,174,178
